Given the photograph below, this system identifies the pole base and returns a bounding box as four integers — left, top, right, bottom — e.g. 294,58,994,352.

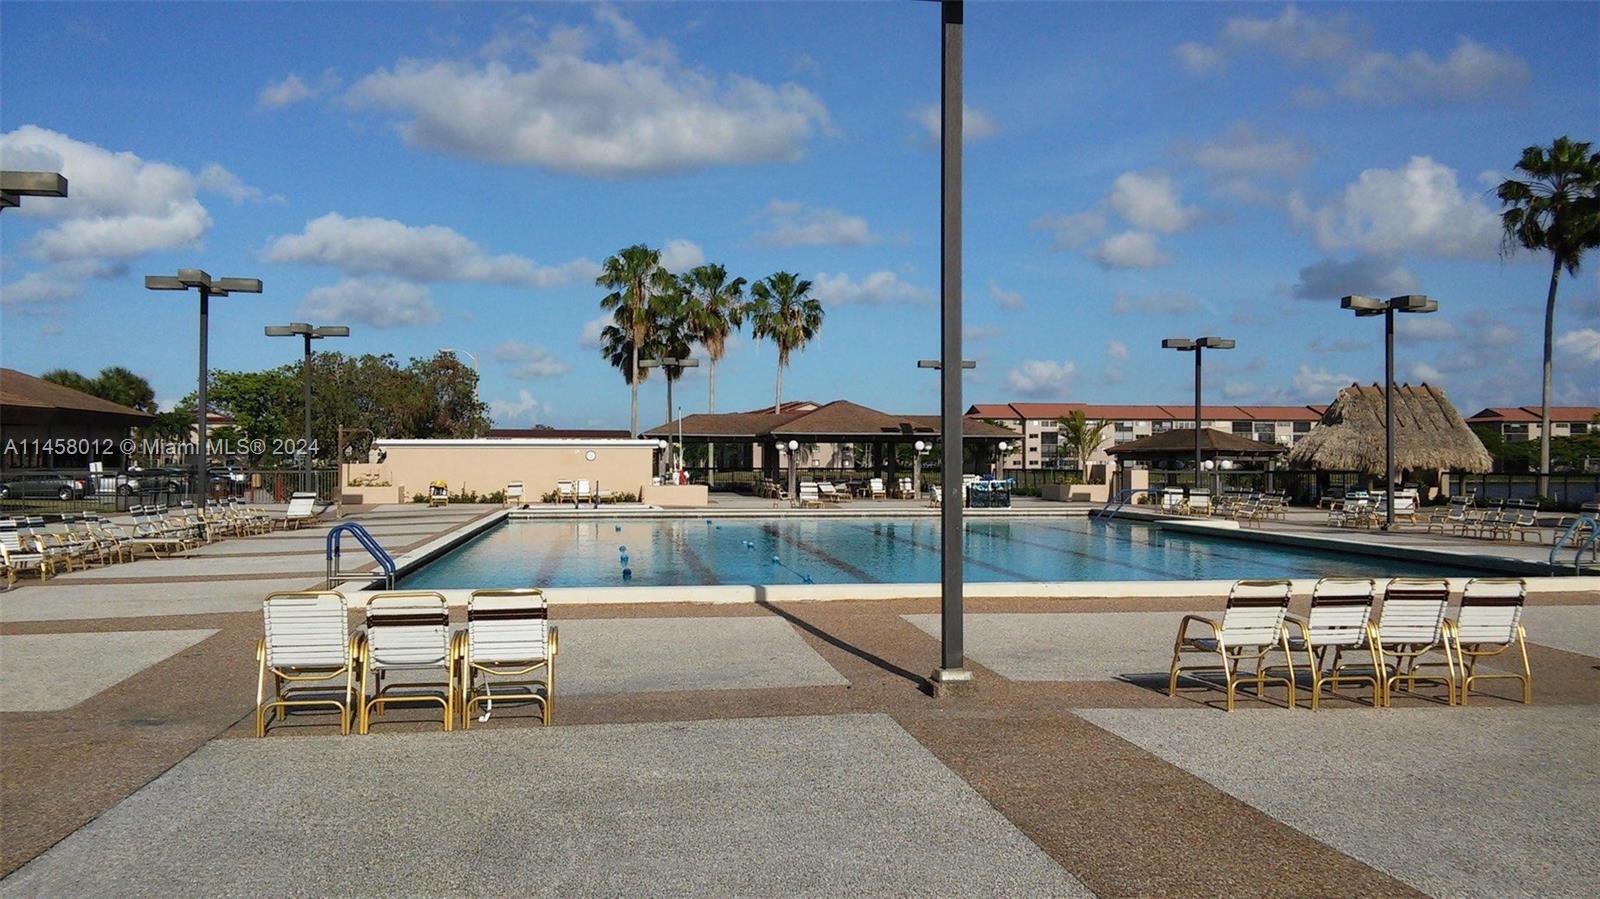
930,667,977,698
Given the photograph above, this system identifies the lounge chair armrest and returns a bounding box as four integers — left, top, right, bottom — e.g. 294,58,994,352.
1175,614,1222,643
549,624,559,657
255,637,266,663
1283,614,1311,642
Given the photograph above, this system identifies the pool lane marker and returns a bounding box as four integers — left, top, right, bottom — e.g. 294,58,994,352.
846,520,1039,582
761,523,880,584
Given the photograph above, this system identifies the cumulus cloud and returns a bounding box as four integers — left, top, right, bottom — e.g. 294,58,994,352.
578,314,610,349
0,270,82,305
343,9,830,176
265,212,599,286
988,282,1025,310
1108,171,1201,233
1005,360,1077,398
1032,210,1107,250
1291,364,1356,401
1105,340,1129,361
258,74,312,109
1174,41,1224,74
490,389,551,426
1334,38,1529,105
197,163,280,204
1558,328,1600,365
1289,255,1419,300
1094,231,1171,270
1395,317,1461,343
965,324,1002,342
1410,362,1446,383
754,200,876,247
1178,123,1313,204
1289,157,1499,258
1110,290,1200,316
0,125,212,261
910,102,998,144
299,277,440,329
810,271,930,306
492,339,572,378
659,238,704,272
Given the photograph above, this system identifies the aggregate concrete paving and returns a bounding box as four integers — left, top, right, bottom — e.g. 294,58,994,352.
555,616,851,695
0,578,319,622
1074,706,1600,899
1,714,1092,899
903,611,1196,681
0,629,217,711
1519,605,1600,658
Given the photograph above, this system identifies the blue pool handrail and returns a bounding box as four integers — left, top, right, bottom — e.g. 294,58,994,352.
1095,487,1158,520
326,522,397,589
1547,514,1599,574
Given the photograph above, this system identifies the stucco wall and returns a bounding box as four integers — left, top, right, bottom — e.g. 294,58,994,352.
354,439,655,501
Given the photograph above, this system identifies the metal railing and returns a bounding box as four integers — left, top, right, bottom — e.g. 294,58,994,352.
0,467,339,515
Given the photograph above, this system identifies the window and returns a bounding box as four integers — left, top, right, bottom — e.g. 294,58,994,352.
1231,421,1252,436
1293,421,1312,434
1041,432,1058,446
1570,422,1590,435
1503,423,1530,440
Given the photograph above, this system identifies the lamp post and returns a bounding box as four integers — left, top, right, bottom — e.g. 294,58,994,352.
267,322,349,482
0,171,67,211
640,357,698,437
995,441,1010,479
147,269,263,505
786,439,800,505
656,438,669,481
914,440,926,499
1341,294,1439,530
1161,336,1235,490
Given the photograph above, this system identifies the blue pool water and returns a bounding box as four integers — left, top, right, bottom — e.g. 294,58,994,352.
399,517,1492,588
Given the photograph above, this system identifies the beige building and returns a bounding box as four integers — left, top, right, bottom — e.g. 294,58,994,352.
345,438,656,503
1465,406,1599,441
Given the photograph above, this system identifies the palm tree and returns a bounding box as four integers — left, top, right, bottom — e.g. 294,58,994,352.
1496,136,1600,497
680,263,749,414
748,272,823,414
1056,410,1109,472
647,281,697,428
597,244,671,435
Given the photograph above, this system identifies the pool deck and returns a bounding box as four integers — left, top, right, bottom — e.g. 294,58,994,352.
1,501,1597,896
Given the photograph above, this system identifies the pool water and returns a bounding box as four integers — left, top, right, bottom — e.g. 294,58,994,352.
398,517,1491,589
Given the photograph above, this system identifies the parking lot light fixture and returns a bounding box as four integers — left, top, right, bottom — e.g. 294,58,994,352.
1340,294,1438,529
0,170,68,211
267,322,350,480
147,269,262,505
1162,336,1235,483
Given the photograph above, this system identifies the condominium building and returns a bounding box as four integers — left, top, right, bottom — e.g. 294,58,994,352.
966,402,1326,470
1464,407,1600,442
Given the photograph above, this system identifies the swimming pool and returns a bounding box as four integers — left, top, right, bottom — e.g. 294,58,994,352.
398,517,1492,588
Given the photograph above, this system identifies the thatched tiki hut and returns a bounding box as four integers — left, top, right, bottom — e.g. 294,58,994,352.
1287,383,1492,489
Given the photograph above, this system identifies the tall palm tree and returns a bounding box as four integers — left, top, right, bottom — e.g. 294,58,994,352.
681,263,749,414
597,244,671,435
1496,136,1600,497
648,281,697,427
748,272,823,414
1056,410,1109,472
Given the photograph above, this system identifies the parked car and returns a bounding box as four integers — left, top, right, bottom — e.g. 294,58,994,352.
90,470,141,496
0,472,90,501
131,466,191,494
209,466,248,495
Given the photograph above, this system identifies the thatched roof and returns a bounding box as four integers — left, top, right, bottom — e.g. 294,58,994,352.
1286,383,1492,474
1104,427,1286,459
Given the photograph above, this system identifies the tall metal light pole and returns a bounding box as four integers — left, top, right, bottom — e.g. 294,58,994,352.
146,269,263,505
936,0,967,686
1162,337,1235,485
640,357,698,433
1341,294,1438,530
267,322,350,481
0,171,67,210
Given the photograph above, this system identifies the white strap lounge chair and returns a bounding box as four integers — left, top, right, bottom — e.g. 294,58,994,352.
897,477,915,499
280,492,321,530
556,480,575,505
1169,579,1297,711
1160,487,1186,513
1186,489,1212,516
1450,578,1530,705
356,591,455,733
576,479,593,505
869,478,887,500
428,481,449,507
454,589,559,728
256,591,359,737
505,482,525,507
796,482,824,509
1375,577,1456,706
0,538,49,582
1284,577,1381,709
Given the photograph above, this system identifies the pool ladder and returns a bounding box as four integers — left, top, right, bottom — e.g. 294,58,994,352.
326,522,397,590
1094,487,1156,521
1547,514,1599,574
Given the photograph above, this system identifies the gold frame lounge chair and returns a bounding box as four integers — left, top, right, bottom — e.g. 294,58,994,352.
1169,579,1297,711
356,591,455,733
505,482,525,507
427,481,449,508
454,589,559,728
796,482,824,509
1284,577,1383,709
1374,577,1457,706
255,591,359,737
868,478,888,500
1450,577,1531,705
280,492,322,530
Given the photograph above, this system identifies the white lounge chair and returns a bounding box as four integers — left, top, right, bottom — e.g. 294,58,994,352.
1450,578,1530,704
280,492,320,530
796,482,824,509
1169,579,1297,711
356,591,454,733
505,482,525,507
1374,577,1456,706
256,591,359,737
0,527,50,581
1160,487,1186,513
897,477,915,499
454,588,559,727
869,478,887,500
1285,577,1382,709
576,479,593,505
1186,489,1212,516
556,480,574,505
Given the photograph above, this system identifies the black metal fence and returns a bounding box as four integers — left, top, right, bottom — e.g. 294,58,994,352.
0,468,338,516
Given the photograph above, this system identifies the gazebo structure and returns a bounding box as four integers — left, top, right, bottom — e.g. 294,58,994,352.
1104,427,1288,466
1287,382,1492,486
643,399,1016,485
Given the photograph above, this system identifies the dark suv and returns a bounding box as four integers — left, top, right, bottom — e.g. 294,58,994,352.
0,472,90,501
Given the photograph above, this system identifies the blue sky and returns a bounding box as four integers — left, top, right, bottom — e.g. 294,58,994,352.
3,2,1597,430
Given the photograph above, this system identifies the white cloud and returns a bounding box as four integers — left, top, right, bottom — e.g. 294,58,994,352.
197,163,280,204
492,339,572,378
1102,340,1129,385
1032,211,1107,250
1290,255,1419,300
754,200,875,247
345,9,830,177
911,102,998,144
965,324,1002,342
1174,41,1223,75
1291,364,1356,401
1094,231,1171,270
1557,328,1600,365
298,277,440,329
1335,38,1529,105
1396,317,1461,343
988,282,1025,310
258,74,312,109
0,125,211,261
1222,4,1364,63
0,269,82,305
810,271,930,306
265,212,599,286
1108,171,1201,233
1221,382,1257,400
1179,124,1313,203
578,314,610,349
658,238,704,272
1410,362,1446,382
1111,291,1201,316
1105,340,1129,361
1290,157,1499,258
1005,360,1077,398
490,389,551,426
